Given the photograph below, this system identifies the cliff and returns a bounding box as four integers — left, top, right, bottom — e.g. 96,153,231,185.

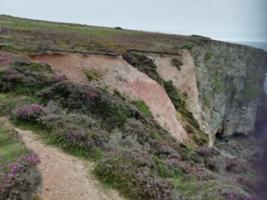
0,15,267,200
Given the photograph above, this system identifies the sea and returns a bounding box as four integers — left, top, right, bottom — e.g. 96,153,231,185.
234,41,267,52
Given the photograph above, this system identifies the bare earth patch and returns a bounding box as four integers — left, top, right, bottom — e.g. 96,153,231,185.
148,50,203,129
14,128,124,200
31,53,188,142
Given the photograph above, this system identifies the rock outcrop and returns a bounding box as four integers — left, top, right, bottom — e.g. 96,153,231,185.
31,42,267,146
192,41,267,145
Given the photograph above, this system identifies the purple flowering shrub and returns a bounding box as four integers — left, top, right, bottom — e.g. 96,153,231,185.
0,121,41,200
0,68,26,92
0,53,12,66
222,192,256,200
37,110,110,153
52,73,67,82
94,150,173,200
37,81,133,129
0,61,57,94
16,104,47,122
225,158,248,173
0,153,41,200
1,68,26,82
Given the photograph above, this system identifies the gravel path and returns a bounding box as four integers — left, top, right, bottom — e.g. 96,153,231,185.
14,128,124,200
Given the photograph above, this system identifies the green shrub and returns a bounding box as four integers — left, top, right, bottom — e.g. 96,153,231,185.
163,80,185,110
14,105,110,159
0,61,56,94
84,69,102,81
132,100,152,117
182,42,194,50
205,52,213,62
123,52,163,84
153,156,183,178
171,58,183,70
163,80,198,127
38,81,133,129
94,151,173,200
0,93,40,117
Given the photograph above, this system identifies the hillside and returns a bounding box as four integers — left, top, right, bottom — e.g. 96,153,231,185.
0,15,267,200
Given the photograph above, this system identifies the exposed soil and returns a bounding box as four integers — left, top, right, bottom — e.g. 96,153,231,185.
31,53,187,142
14,127,124,200
147,50,203,130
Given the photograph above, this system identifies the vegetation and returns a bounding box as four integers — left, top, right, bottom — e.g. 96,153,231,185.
211,70,224,92
171,58,183,70
122,52,208,145
123,52,163,84
0,119,41,200
0,16,264,200
94,151,173,200
204,52,213,62
0,15,197,55
38,81,133,129
84,69,102,81
0,61,56,94
182,42,194,50
131,100,152,117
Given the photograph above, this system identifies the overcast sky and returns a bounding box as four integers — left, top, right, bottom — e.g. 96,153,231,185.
0,0,266,42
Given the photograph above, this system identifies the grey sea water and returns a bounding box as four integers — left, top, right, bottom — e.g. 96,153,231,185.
235,41,267,51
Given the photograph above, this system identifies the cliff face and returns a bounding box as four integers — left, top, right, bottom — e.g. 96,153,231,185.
119,44,267,146
192,41,267,145
0,15,267,146
27,44,267,146
31,53,188,143
2,15,267,200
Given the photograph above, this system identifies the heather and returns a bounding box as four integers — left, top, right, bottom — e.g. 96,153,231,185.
0,60,258,199
13,100,260,199
0,120,41,200
0,17,265,199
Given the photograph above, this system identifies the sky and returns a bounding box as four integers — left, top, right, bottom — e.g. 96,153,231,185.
0,0,266,42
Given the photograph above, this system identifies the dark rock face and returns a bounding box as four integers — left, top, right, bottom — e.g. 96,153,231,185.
192,42,267,144
255,93,267,136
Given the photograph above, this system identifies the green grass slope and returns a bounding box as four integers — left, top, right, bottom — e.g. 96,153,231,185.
0,15,207,55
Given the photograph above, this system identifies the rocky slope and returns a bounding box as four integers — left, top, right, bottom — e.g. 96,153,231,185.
192,41,267,146
0,15,267,200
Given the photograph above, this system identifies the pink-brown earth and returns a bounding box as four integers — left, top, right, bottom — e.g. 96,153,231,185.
31,53,188,142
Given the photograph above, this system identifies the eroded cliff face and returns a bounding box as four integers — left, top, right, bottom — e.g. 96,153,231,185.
31,42,267,146
146,50,202,128
192,42,267,145
121,43,267,146
31,53,188,143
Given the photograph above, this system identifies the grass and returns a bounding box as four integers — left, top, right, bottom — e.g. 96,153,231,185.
0,15,128,37
205,52,213,62
84,69,102,81
0,93,40,116
0,15,196,55
0,119,29,165
172,177,201,197
131,100,152,117
0,118,41,199
153,156,183,178
12,120,103,161
182,42,194,50
212,71,224,92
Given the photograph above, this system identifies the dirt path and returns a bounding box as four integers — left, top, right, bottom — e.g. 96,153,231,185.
14,128,124,200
